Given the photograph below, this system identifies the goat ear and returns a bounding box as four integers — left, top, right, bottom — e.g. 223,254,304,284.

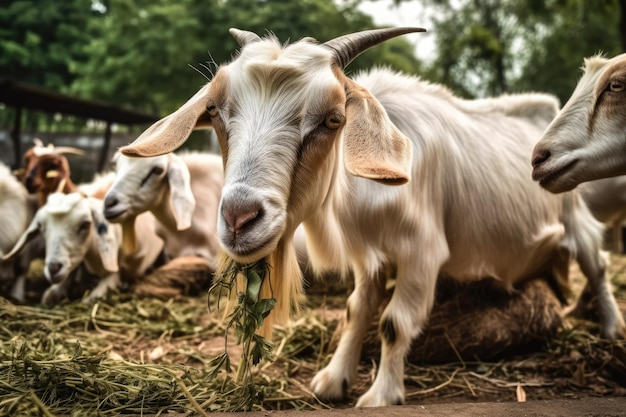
342,77,412,185
89,199,119,272
2,216,40,261
120,84,212,158
167,155,196,230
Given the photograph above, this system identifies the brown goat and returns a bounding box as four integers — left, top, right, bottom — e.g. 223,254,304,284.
21,139,84,206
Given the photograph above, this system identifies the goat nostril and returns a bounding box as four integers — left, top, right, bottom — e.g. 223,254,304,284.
104,194,118,208
234,209,260,231
47,262,62,276
532,149,551,167
222,202,262,234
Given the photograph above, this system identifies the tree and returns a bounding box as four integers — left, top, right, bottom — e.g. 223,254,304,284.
68,0,423,116
0,0,94,92
69,0,208,115
513,0,620,104
393,0,621,101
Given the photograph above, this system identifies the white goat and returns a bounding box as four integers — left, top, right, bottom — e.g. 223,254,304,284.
4,190,162,305
580,176,626,253
120,28,625,407
0,162,39,301
532,53,626,192
4,192,121,305
103,151,222,270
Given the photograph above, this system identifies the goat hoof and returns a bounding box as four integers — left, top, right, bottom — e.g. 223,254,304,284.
310,369,349,401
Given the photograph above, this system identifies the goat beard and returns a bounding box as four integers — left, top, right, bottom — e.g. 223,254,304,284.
120,217,138,255
214,238,305,339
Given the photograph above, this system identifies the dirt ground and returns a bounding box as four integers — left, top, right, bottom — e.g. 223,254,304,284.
119,252,626,410
4,248,625,414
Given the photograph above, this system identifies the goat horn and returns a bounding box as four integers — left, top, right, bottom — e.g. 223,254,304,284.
33,138,44,147
230,28,262,47
56,178,67,193
323,27,426,69
54,147,85,156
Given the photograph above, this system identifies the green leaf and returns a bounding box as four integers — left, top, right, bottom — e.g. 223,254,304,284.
245,269,262,305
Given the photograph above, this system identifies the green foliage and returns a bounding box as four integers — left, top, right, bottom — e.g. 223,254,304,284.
207,258,276,411
0,0,94,92
0,0,423,119
513,0,621,103
419,0,621,102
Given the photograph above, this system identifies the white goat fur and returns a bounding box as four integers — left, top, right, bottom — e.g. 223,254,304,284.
104,151,222,269
580,176,626,253
120,30,625,407
0,162,38,300
532,54,626,192
0,163,34,255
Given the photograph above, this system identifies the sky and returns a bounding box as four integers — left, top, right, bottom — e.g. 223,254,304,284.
356,0,436,62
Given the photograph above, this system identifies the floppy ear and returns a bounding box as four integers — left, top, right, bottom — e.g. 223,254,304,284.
167,154,196,231
89,199,119,272
2,216,40,261
120,83,213,158
342,77,412,185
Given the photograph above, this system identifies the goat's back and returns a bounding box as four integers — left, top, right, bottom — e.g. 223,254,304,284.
348,69,595,285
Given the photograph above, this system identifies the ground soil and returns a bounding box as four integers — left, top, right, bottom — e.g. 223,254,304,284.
124,253,626,411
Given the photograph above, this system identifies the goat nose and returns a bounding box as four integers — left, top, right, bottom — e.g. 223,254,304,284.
47,262,62,276
104,193,118,209
222,199,262,234
531,149,551,168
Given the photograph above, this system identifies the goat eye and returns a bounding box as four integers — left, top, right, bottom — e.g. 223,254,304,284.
78,221,91,232
151,166,164,176
609,80,625,92
324,113,343,130
206,104,218,117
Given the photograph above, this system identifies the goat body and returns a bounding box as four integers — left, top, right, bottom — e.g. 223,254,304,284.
532,53,626,192
0,162,39,300
120,28,625,407
580,176,626,253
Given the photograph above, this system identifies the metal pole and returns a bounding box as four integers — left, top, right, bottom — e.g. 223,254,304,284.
99,121,112,172
11,106,22,169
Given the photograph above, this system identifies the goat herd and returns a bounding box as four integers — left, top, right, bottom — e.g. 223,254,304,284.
1,27,626,408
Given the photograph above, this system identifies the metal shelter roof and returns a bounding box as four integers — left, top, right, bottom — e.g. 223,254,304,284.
0,79,159,125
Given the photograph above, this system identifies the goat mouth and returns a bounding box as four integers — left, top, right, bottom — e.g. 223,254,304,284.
534,160,578,190
104,207,127,220
223,234,278,263
47,271,67,284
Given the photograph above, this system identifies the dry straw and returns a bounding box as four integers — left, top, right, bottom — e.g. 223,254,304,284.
0,254,625,414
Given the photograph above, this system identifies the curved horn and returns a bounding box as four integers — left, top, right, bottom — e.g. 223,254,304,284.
324,27,426,69
54,147,85,156
31,145,84,157
33,138,45,147
229,28,262,47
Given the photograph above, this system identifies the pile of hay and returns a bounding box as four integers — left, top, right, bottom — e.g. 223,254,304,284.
0,255,624,414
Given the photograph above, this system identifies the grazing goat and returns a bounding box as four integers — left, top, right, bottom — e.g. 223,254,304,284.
120,28,625,407
21,138,84,206
103,151,222,270
580,176,626,253
532,53,626,192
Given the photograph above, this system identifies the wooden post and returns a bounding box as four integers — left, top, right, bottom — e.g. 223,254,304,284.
11,106,22,169
98,121,112,172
